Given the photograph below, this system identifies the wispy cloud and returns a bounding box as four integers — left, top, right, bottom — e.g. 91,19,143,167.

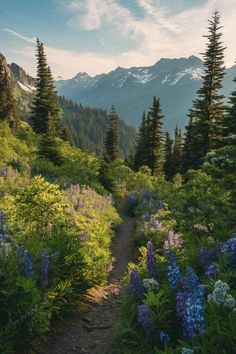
65,0,236,68
3,0,236,77
3,28,36,44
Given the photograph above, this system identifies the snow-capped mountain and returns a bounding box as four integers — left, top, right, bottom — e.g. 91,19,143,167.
56,55,236,131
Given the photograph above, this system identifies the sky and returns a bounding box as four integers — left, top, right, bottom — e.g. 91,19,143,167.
0,0,236,78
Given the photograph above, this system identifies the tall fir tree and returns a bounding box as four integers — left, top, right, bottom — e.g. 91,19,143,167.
31,38,62,135
224,73,236,136
134,111,147,169
172,126,183,175
149,97,164,175
163,131,174,180
104,105,119,160
183,11,226,170
0,58,18,129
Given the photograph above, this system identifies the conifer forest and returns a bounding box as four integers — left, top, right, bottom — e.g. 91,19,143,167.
0,5,236,354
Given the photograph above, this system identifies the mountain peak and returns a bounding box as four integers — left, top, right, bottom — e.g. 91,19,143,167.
74,72,90,79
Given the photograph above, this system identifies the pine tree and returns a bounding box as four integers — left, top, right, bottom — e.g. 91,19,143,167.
31,38,62,135
0,58,18,129
104,105,119,160
163,131,174,180
172,126,183,174
134,111,147,169
184,11,226,170
149,97,164,175
224,73,236,136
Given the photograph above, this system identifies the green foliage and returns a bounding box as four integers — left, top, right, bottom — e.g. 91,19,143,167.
0,55,18,130
30,39,62,135
59,96,136,158
0,122,34,174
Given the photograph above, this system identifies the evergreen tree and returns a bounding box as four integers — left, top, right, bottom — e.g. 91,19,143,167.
31,38,62,135
0,58,18,129
104,106,119,160
224,73,236,136
163,131,174,180
172,126,183,174
184,11,226,170
149,97,164,175
134,111,147,169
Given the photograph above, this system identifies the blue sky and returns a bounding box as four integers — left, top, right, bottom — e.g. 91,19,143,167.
0,0,236,78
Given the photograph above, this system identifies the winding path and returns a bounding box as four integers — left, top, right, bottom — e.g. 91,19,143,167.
41,202,134,354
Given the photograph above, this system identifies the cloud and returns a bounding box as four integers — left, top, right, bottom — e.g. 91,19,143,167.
4,0,236,77
65,0,236,68
3,28,36,44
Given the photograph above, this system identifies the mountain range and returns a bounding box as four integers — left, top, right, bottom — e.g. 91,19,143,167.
0,53,136,157
56,55,236,131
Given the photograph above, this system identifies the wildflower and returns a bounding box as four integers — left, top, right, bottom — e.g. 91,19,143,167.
199,247,219,278
143,278,159,292
181,348,194,354
146,241,158,279
208,280,235,309
16,246,34,278
137,304,157,345
176,268,205,339
167,251,181,290
126,269,146,301
220,236,236,270
159,330,170,343
164,230,182,250
205,263,219,278
40,250,50,287
149,216,162,229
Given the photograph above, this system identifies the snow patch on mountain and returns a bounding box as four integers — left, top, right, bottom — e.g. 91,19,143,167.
18,81,36,93
170,68,204,86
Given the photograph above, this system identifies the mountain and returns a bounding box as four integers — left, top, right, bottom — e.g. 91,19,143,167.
56,55,236,131
0,53,136,158
59,96,136,157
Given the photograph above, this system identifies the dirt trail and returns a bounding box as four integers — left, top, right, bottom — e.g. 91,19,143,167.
41,201,134,354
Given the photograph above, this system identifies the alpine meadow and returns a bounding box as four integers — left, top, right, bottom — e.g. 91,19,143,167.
0,2,236,354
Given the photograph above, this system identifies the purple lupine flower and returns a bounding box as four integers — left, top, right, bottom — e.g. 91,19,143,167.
164,230,183,250
159,330,170,343
220,236,236,270
141,212,149,222
147,241,158,279
40,250,50,287
0,210,9,242
137,304,157,345
126,269,146,301
176,268,205,339
149,217,162,228
16,246,34,278
167,251,181,290
205,264,219,278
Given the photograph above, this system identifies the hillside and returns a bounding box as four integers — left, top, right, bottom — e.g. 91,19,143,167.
0,53,136,158
56,56,236,130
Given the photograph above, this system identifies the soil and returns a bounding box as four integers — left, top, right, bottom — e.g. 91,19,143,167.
40,201,134,354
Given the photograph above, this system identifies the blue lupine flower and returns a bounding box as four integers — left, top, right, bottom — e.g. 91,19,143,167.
40,250,50,287
167,251,181,290
159,330,170,343
146,241,158,279
126,269,146,301
205,263,219,278
137,304,157,345
16,246,34,278
220,236,236,270
141,212,149,222
176,268,205,339
0,210,9,242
